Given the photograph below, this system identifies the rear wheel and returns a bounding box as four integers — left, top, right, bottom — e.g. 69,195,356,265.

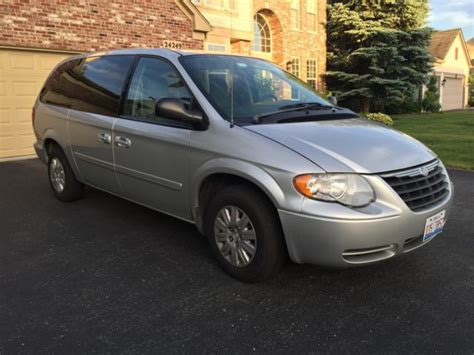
205,184,287,282
47,144,84,202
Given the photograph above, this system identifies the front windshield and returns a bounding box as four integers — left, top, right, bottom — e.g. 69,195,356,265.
179,55,331,123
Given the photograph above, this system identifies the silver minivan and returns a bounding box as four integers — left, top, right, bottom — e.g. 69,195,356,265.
33,49,453,282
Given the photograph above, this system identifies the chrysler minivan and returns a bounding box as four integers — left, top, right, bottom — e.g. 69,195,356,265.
33,49,453,282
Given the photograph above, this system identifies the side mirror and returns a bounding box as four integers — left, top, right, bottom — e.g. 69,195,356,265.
155,98,203,125
327,95,337,106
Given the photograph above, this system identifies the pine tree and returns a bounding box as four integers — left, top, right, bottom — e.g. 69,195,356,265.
326,0,432,113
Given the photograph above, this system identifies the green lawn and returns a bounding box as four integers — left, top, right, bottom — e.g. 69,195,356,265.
393,112,474,170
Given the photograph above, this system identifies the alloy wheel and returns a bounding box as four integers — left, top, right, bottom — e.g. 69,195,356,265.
49,157,66,193
214,205,257,267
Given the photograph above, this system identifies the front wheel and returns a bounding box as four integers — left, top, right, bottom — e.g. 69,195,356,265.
205,184,287,282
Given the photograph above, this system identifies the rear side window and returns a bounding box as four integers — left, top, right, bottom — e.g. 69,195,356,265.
40,59,81,109
40,55,135,116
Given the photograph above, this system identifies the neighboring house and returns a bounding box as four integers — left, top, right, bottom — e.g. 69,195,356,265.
0,0,211,159
192,0,327,90
467,37,474,72
429,29,472,111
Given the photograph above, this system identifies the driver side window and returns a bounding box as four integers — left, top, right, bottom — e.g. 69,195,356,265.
124,57,192,125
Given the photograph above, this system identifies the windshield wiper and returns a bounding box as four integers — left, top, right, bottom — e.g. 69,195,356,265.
278,102,334,110
253,102,336,124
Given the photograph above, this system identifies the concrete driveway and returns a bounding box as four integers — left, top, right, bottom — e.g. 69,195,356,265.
1,159,473,353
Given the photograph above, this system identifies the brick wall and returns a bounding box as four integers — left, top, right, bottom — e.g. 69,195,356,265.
0,0,202,52
253,0,327,90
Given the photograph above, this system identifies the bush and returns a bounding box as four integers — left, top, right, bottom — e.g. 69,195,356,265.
364,113,394,126
422,76,441,113
386,97,422,114
468,74,474,107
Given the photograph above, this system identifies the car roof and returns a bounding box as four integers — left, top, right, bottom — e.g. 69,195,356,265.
69,48,267,61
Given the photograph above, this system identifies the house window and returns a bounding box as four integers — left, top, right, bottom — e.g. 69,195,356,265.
291,0,300,30
455,47,459,60
252,13,271,53
207,43,227,52
307,58,318,90
290,57,300,77
204,0,224,7
193,0,235,10
307,0,317,32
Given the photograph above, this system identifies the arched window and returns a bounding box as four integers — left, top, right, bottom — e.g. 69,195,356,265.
252,13,271,53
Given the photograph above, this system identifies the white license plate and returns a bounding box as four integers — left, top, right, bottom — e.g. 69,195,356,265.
423,210,446,242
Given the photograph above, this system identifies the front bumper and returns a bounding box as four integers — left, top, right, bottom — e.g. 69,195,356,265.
278,177,453,267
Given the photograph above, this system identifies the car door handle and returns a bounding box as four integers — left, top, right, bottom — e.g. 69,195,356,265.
97,132,112,144
115,136,132,148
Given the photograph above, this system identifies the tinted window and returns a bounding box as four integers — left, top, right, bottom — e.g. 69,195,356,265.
40,59,81,108
123,57,192,126
40,55,134,116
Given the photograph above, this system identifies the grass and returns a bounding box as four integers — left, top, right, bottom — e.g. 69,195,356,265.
392,111,474,170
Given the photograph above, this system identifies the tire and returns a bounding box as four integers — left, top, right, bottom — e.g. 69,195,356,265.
47,144,84,202
205,184,287,282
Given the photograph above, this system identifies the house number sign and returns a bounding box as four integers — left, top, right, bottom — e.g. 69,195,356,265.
163,40,183,49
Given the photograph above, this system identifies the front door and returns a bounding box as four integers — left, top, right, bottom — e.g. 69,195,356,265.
113,57,194,219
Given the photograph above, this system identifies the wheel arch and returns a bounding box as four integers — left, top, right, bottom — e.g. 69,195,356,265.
192,159,286,234
42,129,82,182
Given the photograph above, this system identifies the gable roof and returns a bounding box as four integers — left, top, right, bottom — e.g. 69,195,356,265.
429,29,461,60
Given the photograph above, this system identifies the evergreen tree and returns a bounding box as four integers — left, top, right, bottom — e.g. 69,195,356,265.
422,75,441,112
326,0,432,113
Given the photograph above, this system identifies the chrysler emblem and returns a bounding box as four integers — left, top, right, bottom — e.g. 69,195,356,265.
420,166,429,176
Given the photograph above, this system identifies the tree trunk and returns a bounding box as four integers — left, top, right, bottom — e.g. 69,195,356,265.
360,97,370,113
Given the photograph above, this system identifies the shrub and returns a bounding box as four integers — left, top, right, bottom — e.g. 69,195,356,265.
422,76,441,113
468,74,474,107
364,113,394,126
386,97,422,114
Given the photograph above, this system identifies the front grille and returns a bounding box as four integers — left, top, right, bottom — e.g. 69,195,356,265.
381,160,449,212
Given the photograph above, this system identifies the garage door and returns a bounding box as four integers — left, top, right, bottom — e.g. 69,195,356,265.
441,77,464,111
0,49,70,159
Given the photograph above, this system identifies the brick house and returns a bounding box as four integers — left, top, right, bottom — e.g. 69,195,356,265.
0,0,327,159
193,0,327,91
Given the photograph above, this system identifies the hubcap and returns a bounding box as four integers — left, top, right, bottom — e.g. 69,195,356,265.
49,157,66,193
214,205,257,267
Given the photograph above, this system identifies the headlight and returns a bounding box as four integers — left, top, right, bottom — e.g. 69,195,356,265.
293,174,375,207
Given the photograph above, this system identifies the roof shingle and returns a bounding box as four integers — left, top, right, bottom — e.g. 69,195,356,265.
429,29,461,60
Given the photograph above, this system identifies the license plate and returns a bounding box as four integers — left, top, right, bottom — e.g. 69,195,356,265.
423,210,446,242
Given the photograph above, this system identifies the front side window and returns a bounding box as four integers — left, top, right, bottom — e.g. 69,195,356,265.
41,55,134,116
123,57,192,125
252,13,271,53
180,55,329,124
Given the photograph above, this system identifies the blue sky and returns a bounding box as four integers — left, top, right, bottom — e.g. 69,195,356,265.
428,0,474,39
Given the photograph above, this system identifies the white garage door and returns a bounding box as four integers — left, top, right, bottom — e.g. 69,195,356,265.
441,77,464,111
0,49,70,159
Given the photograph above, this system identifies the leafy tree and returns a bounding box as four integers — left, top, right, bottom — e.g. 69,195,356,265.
326,0,432,113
